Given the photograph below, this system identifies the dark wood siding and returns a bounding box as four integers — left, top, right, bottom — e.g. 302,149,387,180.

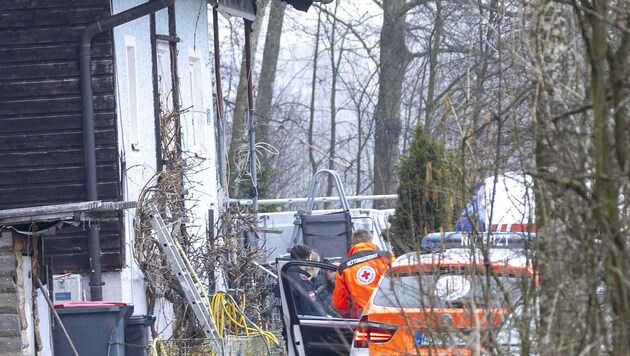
0,0,123,273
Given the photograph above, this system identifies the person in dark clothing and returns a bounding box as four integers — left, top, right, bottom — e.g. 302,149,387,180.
279,244,327,350
287,244,326,316
316,261,340,317
287,266,326,316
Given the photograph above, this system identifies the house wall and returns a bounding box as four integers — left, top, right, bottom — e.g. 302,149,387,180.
152,0,220,239
107,0,218,323
0,0,124,273
0,232,20,356
0,0,219,348
173,0,220,246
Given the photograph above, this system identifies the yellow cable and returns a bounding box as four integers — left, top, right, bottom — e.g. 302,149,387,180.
151,337,168,356
241,293,249,336
210,292,280,348
172,238,279,350
150,337,159,356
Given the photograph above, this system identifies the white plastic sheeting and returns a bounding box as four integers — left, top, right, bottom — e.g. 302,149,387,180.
456,173,535,232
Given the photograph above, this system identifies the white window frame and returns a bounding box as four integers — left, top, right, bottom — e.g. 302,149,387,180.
125,36,139,150
156,40,173,111
188,49,205,150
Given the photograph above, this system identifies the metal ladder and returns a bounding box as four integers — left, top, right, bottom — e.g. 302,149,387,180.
147,204,223,353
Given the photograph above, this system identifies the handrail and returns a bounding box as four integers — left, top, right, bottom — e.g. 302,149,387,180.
230,194,397,206
304,169,351,213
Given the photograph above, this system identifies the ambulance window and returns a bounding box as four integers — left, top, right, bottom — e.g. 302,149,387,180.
373,272,526,309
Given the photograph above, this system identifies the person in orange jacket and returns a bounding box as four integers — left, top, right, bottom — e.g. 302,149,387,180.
332,229,394,318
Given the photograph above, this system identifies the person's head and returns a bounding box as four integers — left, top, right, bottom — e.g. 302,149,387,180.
303,250,321,278
309,251,321,262
352,229,373,245
324,261,340,286
290,244,312,260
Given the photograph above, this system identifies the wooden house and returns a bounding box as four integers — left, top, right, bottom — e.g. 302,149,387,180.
0,0,220,353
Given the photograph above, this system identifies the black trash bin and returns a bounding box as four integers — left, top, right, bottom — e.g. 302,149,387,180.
125,315,156,356
52,301,131,356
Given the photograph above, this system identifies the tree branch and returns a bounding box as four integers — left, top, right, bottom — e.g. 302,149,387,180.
313,4,380,67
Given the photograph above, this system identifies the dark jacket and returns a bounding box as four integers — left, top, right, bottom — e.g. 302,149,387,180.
287,266,326,316
316,282,339,317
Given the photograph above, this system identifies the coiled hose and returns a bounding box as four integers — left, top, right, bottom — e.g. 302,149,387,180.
150,239,279,355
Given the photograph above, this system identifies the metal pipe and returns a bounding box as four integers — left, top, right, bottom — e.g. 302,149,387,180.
80,0,175,301
244,19,258,213
212,9,228,195
252,262,277,279
150,13,163,172
212,9,225,124
230,194,399,206
215,108,227,195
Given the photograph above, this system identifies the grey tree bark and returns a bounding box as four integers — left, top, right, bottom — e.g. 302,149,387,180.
324,2,345,198
531,2,600,354
255,0,286,167
372,0,412,206
227,1,268,198
587,1,630,353
308,11,322,176
422,0,441,134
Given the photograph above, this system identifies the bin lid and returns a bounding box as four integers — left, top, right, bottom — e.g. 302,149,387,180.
126,315,157,326
54,301,127,309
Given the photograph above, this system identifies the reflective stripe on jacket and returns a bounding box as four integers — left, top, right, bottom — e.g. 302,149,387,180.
331,242,393,318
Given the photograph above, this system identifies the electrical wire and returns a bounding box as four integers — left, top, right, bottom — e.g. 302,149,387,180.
174,237,278,355
211,291,278,356
151,337,168,356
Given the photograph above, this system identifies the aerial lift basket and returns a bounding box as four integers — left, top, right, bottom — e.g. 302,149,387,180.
290,169,353,258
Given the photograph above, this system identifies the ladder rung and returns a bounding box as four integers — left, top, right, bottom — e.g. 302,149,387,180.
147,205,223,352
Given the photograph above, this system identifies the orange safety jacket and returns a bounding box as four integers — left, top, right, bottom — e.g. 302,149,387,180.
332,242,394,318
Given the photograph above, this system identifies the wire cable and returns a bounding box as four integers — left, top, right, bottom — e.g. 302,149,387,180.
212,291,277,356
151,337,168,356
173,236,278,354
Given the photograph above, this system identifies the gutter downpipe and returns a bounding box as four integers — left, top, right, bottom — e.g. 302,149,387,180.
80,0,175,301
212,9,228,198
244,20,258,214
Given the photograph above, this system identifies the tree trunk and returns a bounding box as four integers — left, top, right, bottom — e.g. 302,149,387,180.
326,2,344,198
227,3,267,198
607,15,630,355
423,0,441,134
373,0,411,206
531,2,599,354
256,0,286,165
308,11,322,176
589,1,630,353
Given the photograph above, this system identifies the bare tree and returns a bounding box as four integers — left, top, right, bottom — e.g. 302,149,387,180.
256,0,286,164
582,1,630,353
422,0,442,133
322,0,347,196
255,0,286,199
373,0,417,205
308,10,322,176
226,0,268,198
530,0,630,354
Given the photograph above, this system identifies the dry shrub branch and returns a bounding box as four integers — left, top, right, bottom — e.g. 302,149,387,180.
132,109,273,340
134,109,208,338
212,205,272,329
